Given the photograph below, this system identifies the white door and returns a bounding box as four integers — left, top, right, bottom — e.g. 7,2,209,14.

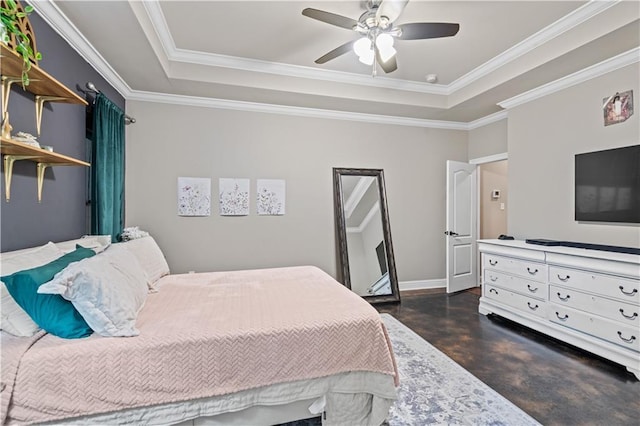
446,160,478,293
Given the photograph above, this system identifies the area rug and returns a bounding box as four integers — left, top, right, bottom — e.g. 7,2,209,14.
381,313,541,426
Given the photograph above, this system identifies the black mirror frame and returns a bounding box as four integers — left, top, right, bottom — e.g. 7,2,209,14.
333,167,400,304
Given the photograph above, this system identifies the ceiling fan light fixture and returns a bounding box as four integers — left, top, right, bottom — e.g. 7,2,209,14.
353,37,372,57
375,33,394,48
375,33,397,62
359,49,375,65
303,1,460,75
379,45,396,63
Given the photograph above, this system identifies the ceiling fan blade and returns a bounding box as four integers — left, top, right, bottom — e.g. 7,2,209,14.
302,8,358,30
375,48,398,74
397,22,460,40
376,0,410,23
315,41,354,64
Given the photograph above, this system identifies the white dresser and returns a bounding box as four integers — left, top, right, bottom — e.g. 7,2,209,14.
478,239,640,379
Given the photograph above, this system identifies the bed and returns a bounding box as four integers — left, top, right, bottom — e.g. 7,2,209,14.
0,236,398,425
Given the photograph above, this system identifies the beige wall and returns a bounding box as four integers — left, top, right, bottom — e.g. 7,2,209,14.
124,63,638,284
125,101,468,282
480,160,508,239
507,63,640,247
469,119,508,160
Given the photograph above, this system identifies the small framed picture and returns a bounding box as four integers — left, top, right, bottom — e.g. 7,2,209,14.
603,90,634,126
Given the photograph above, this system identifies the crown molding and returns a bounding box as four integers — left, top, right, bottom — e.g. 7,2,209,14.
498,47,639,109
140,0,177,63
467,110,508,130
448,0,619,93
27,0,133,98
30,0,629,130
144,0,619,97
141,0,446,95
127,89,469,130
169,47,450,95
20,0,477,131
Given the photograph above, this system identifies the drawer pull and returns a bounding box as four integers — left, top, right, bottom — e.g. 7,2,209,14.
555,312,569,321
556,292,571,302
489,275,498,282
619,309,638,320
527,302,539,311
618,286,638,297
526,267,539,275
617,331,637,344
527,284,538,293
489,259,498,266
557,274,570,282
489,288,499,295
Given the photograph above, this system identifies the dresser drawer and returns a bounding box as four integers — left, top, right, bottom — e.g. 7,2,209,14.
484,269,547,300
482,254,547,283
484,284,546,319
549,285,639,325
549,303,639,352
549,266,640,304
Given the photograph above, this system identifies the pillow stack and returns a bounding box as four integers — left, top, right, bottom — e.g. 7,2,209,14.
1,235,170,339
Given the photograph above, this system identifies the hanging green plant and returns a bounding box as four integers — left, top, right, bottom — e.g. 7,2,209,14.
0,0,42,87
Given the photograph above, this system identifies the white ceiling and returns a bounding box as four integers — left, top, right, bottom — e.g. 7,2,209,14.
39,0,640,124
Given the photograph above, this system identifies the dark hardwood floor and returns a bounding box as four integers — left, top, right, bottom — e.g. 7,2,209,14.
376,288,640,426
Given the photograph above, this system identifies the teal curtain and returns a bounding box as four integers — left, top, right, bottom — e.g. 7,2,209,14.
90,93,125,242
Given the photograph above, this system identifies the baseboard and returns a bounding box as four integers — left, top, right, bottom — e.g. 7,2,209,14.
399,279,446,292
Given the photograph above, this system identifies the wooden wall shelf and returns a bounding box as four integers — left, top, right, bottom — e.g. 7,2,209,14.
1,137,89,165
0,44,87,105
1,44,88,135
1,137,90,203
1,42,90,203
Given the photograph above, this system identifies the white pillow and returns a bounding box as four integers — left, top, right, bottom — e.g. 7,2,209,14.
55,235,112,254
38,245,148,337
117,236,170,286
1,242,63,336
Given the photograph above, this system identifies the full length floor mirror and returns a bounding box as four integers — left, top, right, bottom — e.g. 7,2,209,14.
333,168,400,304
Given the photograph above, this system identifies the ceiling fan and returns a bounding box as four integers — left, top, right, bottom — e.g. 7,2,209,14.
302,0,459,75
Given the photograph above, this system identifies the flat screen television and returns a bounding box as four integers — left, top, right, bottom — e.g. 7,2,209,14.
575,144,640,223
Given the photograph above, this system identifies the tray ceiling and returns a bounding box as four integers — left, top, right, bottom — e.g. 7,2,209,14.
43,1,640,124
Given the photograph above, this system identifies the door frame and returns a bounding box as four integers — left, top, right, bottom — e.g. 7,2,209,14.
469,152,508,286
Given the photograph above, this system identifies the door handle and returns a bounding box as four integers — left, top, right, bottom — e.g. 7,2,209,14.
444,231,459,236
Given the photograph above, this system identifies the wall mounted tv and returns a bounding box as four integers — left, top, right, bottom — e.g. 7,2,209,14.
575,144,640,223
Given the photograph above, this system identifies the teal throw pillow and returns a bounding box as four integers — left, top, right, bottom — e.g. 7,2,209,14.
1,246,96,339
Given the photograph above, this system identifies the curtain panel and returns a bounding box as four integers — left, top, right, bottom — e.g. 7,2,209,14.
90,93,125,242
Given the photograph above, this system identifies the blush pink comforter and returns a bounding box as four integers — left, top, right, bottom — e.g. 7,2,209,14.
2,266,397,424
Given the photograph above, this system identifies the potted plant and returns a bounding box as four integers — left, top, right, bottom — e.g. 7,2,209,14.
0,0,42,86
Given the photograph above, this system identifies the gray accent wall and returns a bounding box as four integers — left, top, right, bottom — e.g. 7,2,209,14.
124,100,468,282
0,12,124,252
507,63,639,247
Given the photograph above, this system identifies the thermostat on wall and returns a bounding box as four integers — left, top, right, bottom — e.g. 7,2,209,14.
491,190,501,199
